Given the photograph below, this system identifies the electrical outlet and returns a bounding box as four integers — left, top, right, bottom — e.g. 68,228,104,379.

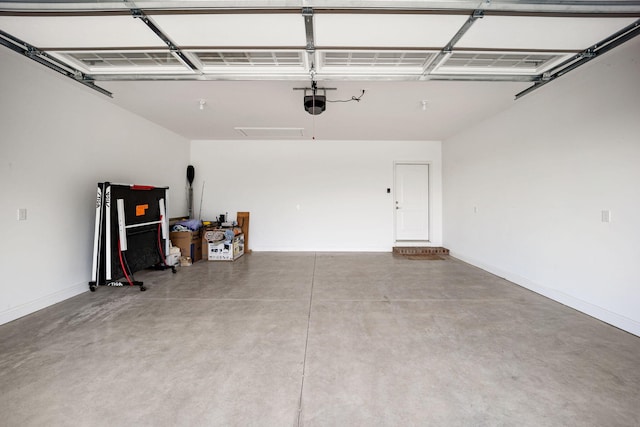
601,210,611,223
17,208,27,221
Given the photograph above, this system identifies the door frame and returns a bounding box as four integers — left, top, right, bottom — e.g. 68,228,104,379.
393,161,431,245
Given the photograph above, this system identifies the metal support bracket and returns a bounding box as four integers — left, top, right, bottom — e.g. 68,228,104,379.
302,7,315,54
131,8,198,71
25,46,42,58
580,49,596,59
302,7,316,79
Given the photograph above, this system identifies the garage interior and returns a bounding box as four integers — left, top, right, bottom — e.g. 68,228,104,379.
1,1,639,425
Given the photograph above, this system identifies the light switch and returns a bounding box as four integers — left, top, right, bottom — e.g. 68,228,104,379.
601,210,611,223
17,208,27,221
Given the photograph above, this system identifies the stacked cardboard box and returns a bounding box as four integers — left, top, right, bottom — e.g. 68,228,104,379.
169,229,202,263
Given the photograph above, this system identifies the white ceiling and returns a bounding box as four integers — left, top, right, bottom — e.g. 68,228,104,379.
96,79,529,140
1,1,639,140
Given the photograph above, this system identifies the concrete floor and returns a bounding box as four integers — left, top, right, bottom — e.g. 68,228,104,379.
1,253,639,426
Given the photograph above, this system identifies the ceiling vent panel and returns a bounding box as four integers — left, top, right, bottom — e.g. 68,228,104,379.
432,52,573,75
48,51,194,74
190,50,308,76
318,50,438,77
321,51,437,68
194,51,304,67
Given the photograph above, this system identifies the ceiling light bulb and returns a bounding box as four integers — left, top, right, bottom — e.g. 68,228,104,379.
421,100,428,111
199,99,206,110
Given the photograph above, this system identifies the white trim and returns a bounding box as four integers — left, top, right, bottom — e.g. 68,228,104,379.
90,185,102,282
252,247,392,252
450,250,640,337
117,198,127,250
0,282,87,326
105,184,112,280
393,240,434,247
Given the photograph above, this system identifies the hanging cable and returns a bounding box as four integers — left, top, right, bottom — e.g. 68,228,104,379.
312,110,316,140
311,81,317,140
327,90,366,103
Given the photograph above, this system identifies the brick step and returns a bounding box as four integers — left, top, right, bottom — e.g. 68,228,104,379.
393,246,450,256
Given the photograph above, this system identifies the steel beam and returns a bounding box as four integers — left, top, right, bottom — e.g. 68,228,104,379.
421,9,484,79
303,7,315,53
131,8,198,71
1,6,639,18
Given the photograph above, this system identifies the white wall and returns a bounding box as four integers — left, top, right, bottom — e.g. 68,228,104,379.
443,37,640,336
0,49,189,325
191,140,442,251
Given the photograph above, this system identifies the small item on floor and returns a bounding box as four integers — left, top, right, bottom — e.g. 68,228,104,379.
180,256,192,266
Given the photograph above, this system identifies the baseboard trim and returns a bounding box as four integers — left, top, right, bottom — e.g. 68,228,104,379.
450,250,640,337
393,241,431,247
251,247,392,252
0,282,88,326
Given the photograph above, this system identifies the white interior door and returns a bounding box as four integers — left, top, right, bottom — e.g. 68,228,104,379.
395,163,429,241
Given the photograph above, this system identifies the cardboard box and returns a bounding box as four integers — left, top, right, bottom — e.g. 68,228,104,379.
170,230,202,262
205,233,244,261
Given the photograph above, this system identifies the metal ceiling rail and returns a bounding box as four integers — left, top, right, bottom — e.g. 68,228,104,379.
515,18,640,99
130,8,198,71
0,10,133,17
1,7,639,18
302,7,316,78
428,74,539,82
34,45,580,54
87,73,308,81
312,8,640,18
84,72,537,82
420,9,484,79
0,29,113,97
